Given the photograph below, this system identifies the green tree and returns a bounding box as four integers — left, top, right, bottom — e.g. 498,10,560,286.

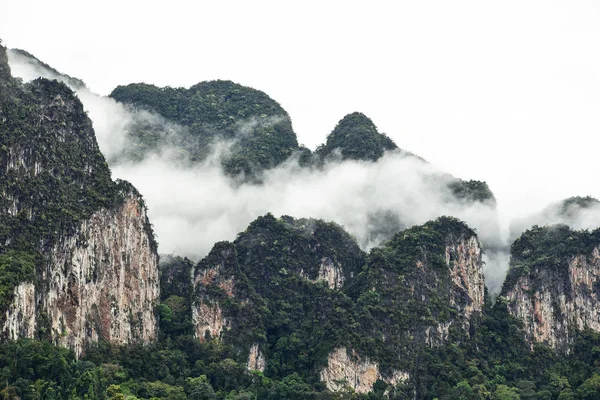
577,374,600,400
186,375,216,400
492,385,520,400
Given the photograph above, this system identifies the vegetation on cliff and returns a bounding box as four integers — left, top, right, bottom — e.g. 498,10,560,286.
448,179,496,204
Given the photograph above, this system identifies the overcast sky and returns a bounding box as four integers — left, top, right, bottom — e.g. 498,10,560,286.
2,1,600,227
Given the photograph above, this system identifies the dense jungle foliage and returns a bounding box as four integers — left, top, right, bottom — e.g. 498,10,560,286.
448,180,496,204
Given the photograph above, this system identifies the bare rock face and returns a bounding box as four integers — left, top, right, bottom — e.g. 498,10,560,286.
3,192,160,357
246,343,266,372
192,244,237,342
320,347,408,394
0,47,160,357
504,245,600,350
416,234,484,345
192,301,229,342
4,282,36,339
445,235,486,329
301,257,345,290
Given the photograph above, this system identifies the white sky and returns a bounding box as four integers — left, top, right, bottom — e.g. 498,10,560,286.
2,0,600,226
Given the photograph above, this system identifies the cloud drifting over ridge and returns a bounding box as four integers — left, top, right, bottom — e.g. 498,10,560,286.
111,151,501,255
10,49,600,295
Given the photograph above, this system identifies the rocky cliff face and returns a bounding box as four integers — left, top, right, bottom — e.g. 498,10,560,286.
0,44,159,356
358,217,485,353
3,190,159,357
246,343,266,372
320,347,408,394
192,243,237,342
445,235,486,326
190,215,373,385
190,215,485,393
191,214,366,344
301,257,346,290
502,225,600,350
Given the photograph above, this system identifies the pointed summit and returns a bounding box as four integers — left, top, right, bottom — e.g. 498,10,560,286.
316,112,398,161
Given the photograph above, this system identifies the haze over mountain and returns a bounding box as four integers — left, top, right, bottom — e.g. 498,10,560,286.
4,16,600,397
7,49,512,291
4,2,600,229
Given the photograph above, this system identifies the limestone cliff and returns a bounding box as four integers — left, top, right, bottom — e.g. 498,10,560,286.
246,343,266,372
192,243,237,342
320,347,408,394
3,190,159,357
190,214,372,384
0,43,159,356
301,257,345,290
502,225,600,351
445,235,486,326
191,214,365,344
190,215,484,393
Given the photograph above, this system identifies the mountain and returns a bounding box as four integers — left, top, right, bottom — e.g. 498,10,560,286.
110,80,303,177
7,39,600,399
189,214,484,395
501,224,600,351
315,112,398,162
110,79,496,211
0,41,158,357
317,112,495,203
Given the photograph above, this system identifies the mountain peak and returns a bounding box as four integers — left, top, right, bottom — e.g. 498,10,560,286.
109,80,300,177
316,112,398,162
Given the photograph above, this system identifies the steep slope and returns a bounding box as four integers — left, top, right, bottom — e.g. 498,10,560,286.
110,81,302,176
310,112,498,257
501,225,600,351
0,42,159,357
341,217,485,376
191,214,485,394
7,48,87,90
191,214,411,393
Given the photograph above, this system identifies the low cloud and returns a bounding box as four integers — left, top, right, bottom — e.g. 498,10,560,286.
19,50,600,295
112,150,500,255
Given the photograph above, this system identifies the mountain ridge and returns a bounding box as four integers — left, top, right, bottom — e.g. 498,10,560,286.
4,39,600,399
